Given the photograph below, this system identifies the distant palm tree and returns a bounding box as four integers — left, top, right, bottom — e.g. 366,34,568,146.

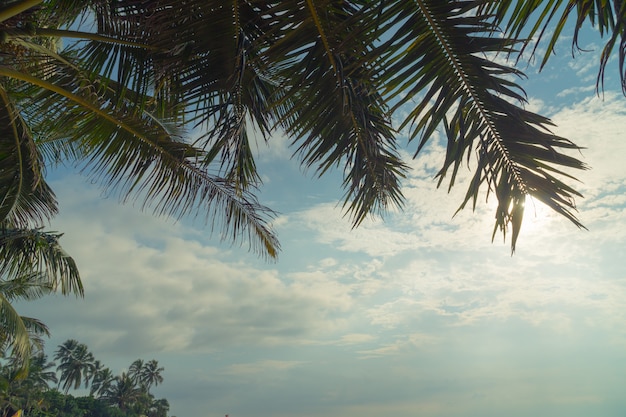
15,351,57,391
102,372,142,412
128,359,164,392
127,359,144,386
89,366,115,398
140,360,164,391
54,339,95,393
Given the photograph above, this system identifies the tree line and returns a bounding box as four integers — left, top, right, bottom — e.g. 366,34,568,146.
0,339,170,417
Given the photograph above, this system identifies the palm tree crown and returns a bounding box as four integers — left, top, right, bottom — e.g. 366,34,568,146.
54,339,95,393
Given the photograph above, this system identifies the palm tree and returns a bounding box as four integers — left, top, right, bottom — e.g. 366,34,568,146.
127,359,144,387
0,360,27,417
128,358,163,392
147,397,170,417
0,0,278,371
101,372,142,412
89,365,115,398
54,339,95,393
140,360,164,391
13,351,58,392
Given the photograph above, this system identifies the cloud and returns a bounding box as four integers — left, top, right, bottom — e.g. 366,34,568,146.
223,360,307,376
17,175,360,358
356,333,438,359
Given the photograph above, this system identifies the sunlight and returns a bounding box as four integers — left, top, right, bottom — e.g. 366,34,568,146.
521,196,556,236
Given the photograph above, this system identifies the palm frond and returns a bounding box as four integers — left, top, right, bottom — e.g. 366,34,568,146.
263,0,408,226
376,0,587,251
0,272,53,301
483,0,626,93
0,227,82,295
0,291,48,371
0,84,57,227
0,292,29,365
15,47,279,258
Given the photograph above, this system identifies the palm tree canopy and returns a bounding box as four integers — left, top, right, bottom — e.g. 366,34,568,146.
101,372,143,411
0,0,280,259
1,0,624,256
54,339,95,393
140,360,164,390
77,0,617,251
89,366,115,398
127,358,163,391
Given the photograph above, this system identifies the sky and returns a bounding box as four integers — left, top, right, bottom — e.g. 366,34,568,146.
14,21,626,417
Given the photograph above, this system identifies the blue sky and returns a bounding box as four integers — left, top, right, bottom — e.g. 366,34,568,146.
15,23,626,417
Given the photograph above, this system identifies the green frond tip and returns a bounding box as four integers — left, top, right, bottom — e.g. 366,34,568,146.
491,195,525,255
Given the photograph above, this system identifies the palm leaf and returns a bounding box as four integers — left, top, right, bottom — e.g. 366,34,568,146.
0,292,30,365
0,282,49,372
375,0,587,251
0,227,82,296
13,43,280,258
262,0,408,225
483,0,626,93
0,84,57,227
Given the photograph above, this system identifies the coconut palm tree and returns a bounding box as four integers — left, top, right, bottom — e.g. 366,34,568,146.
140,360,164,391
101,372,143,412
54,339,95,393
127,359,144,386
0,0,279,371
147,397,169,417
89,365,115,398
128,358,163,392
12,351,58,392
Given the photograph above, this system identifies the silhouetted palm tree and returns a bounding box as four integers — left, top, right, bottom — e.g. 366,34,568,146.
89,364,115,398
54,339,95,393
140,360,164,391
127,359,144,386
102,372,142,412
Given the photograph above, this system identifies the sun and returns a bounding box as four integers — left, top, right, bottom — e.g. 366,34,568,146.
521,196,556,235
